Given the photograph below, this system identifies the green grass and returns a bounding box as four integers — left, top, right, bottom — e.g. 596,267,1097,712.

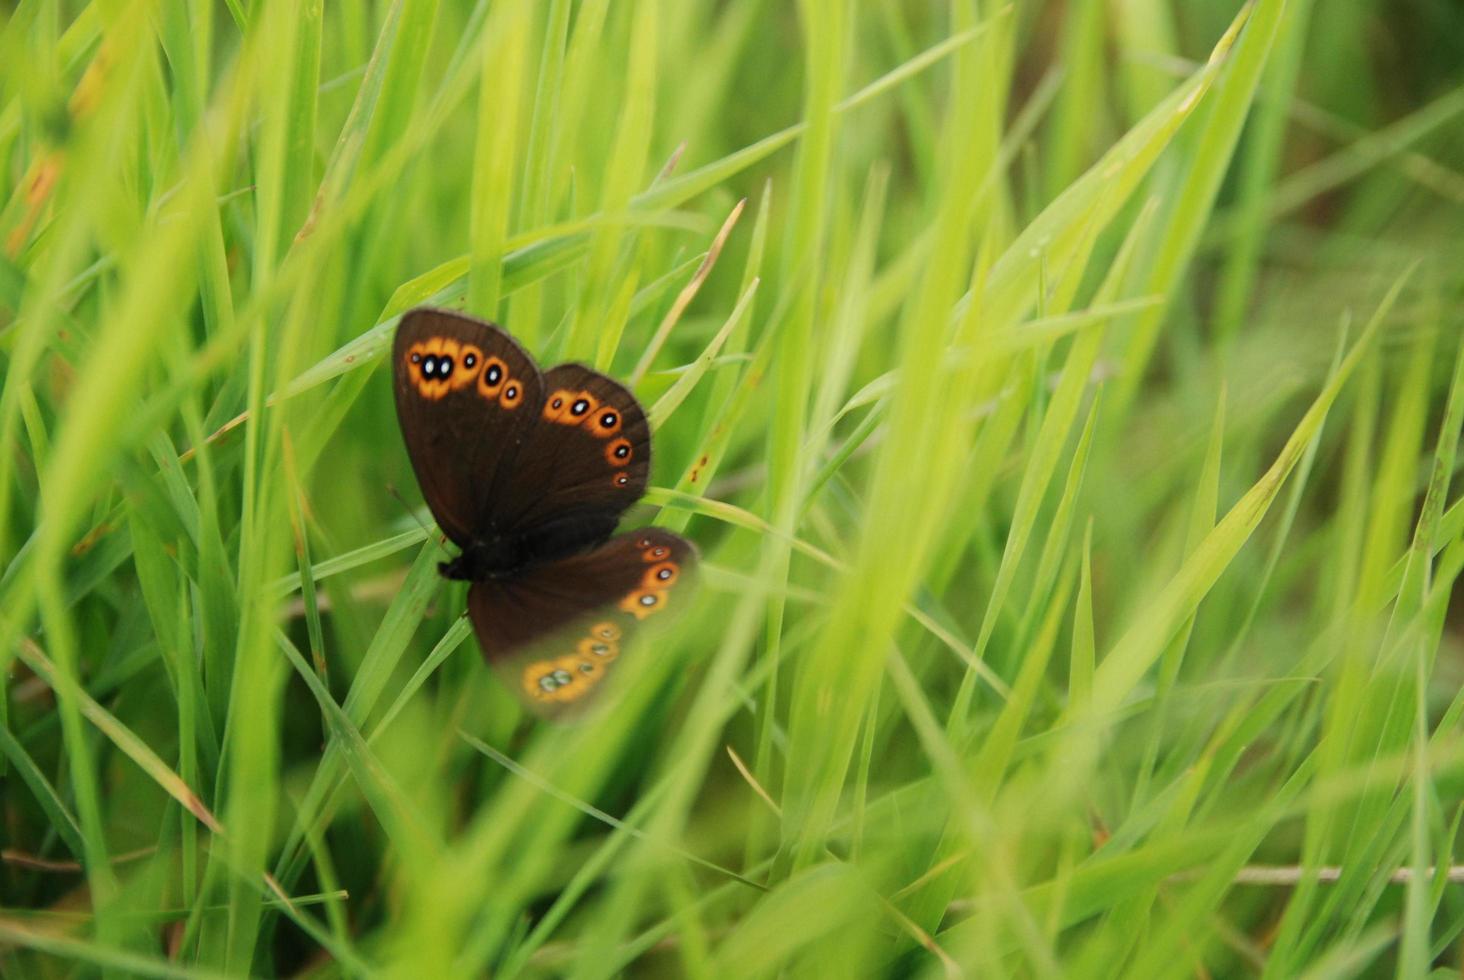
2,0,1463,976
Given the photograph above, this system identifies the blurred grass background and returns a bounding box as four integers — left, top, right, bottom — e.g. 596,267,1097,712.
2,0,1463,975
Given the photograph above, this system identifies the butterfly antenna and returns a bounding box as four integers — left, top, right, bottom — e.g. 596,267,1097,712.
386,483,452,557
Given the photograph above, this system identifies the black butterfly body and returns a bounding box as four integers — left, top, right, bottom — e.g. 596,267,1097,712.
392,307,695,716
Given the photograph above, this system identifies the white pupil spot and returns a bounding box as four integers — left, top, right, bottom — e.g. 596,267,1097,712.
439,357,453,377
639,595,656,607
465,354,476,367
411,353,421,363
422,358,436,376
571,399,589,415
506,386,517,398
487,365,501,383
552,669,571,685
580,663,594,673
658,569,671,580
601,412,617,427
552,398,562,408
592,643,609,655
615,445,629,458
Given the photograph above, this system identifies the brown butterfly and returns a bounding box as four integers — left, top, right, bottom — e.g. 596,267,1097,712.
392,307,696,717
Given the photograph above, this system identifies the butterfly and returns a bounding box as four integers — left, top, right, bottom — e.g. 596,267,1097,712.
392,307,696,718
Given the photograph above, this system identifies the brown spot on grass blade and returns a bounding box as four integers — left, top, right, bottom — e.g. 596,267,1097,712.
6,152,63,257
67,40,114,118
70,521,114,557
630,199,746,385
181,409,248,464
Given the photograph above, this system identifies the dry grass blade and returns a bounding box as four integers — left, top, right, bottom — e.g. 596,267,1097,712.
630,198,746,385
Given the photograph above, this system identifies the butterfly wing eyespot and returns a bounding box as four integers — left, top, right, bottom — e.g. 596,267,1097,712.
543,388,575,423
477,356,509,399
612,473,630,488
499,380,524,409
408,338,457,400
642,545,670,562
604,437,633,467
642,561,679,589
567,391,600,425
555,654,595,702
523,660,559,700
517,621,626,706
592,409,622,437
451,343,485,390
435,338,463,387
620,588,666,619
577,636,619,662
524,660,583,702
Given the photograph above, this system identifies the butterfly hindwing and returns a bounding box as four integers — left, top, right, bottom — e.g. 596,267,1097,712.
392,308,544,546
466,528,696,718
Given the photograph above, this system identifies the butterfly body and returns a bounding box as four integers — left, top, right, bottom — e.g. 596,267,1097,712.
392,307,695,716
437,512,619,581
436,535,528,582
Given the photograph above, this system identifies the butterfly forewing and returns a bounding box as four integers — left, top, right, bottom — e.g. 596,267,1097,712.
392,308,543,545
467,529,696,718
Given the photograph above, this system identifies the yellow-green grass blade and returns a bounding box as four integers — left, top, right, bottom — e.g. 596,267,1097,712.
567,2,657,365
0,721,86,861
1075,271,1405,738
0,919,238,980
466,0,530,318
272,542,444,884
1111,0,1291,416
1212,0,1317,346
648,277,759,429
632,22,993,217
5,2,1460,973
777,0,994,875
1070,521,1097,712
954,197,1153,727
970,2,1254,333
